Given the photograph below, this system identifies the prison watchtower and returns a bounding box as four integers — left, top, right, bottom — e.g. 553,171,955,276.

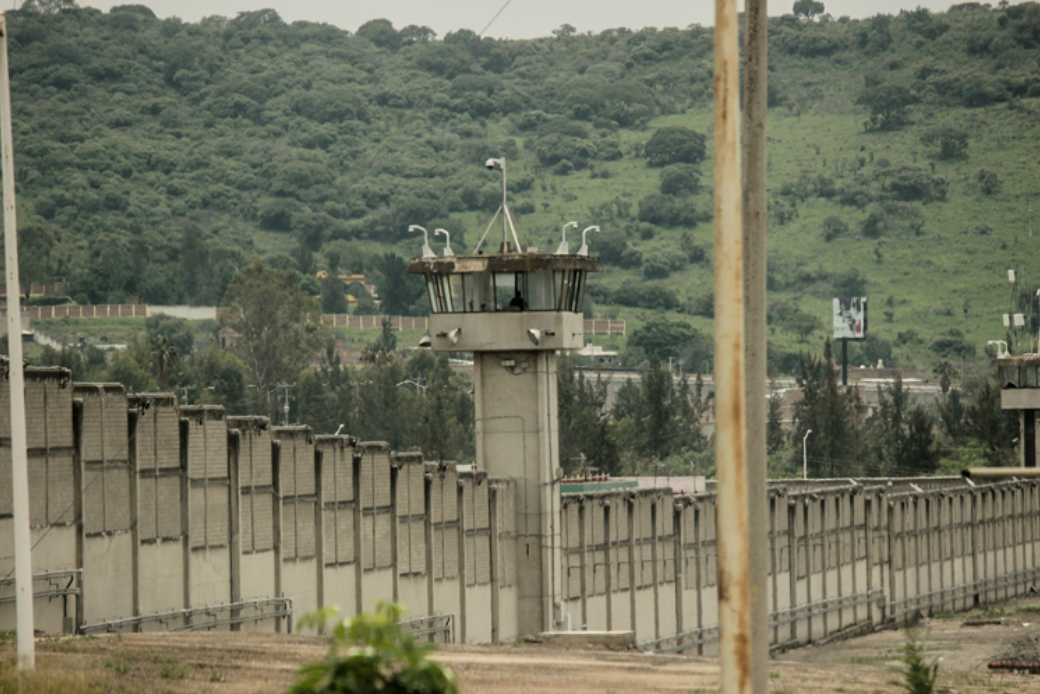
407,157,603,636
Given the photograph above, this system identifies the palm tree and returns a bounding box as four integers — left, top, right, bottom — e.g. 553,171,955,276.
149,334,180,389
933,361,956,400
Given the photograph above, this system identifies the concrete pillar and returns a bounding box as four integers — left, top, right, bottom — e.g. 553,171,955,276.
604,503,613,631
489,483,500,643
473,350,561,636
456,481,467,643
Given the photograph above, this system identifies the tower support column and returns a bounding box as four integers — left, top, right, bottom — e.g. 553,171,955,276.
473,350,562,635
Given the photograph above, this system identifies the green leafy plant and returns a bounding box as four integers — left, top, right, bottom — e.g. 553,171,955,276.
288,602,458,694
899,630,939,694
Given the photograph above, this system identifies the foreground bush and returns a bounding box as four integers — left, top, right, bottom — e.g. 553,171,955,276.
288,602,458,694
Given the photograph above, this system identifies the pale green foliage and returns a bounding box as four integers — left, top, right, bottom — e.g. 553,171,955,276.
288,602,459,694
899,630,939,694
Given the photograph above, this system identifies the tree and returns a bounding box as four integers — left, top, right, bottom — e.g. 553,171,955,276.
551,23,577,39
399,24,436,44
190,346,249,414
628,316,705,363
933,360,956,398
767,393,786,454
791,341,866,477
375,253,426,316
148,334,180,389
976,168,1002,196
865,374,938,475
643,127,707,167
920,125,969,159
793,0,826,20
659,163,701,196
18,219,57,290
321,276,349,314
558,357,620,475
856,83,916,130
783,310,822,343
356,18,400,50
218,260,326,414
821,215,849,241
146,314,194,356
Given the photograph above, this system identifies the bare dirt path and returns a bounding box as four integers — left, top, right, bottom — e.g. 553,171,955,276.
8,596,1040,693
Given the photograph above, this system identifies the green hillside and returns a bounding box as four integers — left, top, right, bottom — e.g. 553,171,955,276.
9,1,1040,374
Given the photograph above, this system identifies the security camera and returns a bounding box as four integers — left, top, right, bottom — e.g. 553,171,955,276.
486,159,496,170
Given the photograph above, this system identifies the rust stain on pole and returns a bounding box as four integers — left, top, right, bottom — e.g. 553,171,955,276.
714,0,750,691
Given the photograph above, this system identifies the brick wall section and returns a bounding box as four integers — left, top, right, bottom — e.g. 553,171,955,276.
317,436,356,566
392,452,427,576
460,471,491,586
427,462,459,581
357,442,393,571
74,384,132,535
182,406,229,549
0,366,74,526
130,394,181,542
273,427,317,561
228,417,274,554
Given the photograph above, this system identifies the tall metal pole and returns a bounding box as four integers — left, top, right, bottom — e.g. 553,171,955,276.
713,0,750,689
742,0,769,690
0,11,36,670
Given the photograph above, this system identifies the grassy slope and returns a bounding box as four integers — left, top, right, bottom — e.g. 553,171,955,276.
20,7,1040,377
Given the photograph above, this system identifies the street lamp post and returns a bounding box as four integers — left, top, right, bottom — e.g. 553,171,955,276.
803,429,813,480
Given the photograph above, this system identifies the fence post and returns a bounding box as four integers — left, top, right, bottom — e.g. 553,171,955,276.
819,498,829,639
887,500,897,625
865,493,874,626
787,498,797,644
804,500,813,642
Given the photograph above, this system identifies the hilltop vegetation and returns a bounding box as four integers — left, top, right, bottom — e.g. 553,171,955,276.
9,0,1040,374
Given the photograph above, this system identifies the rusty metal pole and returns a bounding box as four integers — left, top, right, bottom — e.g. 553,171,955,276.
714,0,750,690
743,0,769,690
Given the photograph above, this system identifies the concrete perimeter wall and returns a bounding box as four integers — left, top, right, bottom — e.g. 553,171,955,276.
1,364,1039,652
559,478,1040,653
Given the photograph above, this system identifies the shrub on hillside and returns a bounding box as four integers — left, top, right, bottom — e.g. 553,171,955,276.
886,164,948,202
613,280,679,310
643,126,707,167
637,193,702,227
821,215,850,241
920,125,969,159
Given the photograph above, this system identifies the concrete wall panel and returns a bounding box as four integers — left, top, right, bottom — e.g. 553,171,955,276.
240,550,277,602
83,534,134,623
321,563,357,621
282,558,319,632
189,547,231,609
138,540,185,624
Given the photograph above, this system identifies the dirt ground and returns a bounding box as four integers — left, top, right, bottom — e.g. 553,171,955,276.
9,596,1040,694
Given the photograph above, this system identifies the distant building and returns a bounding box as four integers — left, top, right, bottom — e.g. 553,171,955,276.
575,343,619,368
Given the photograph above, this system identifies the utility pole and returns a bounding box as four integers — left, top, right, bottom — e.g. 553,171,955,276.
180,384,195,405
713,0,751,690
743,0,770,689
0,11,36,670
274,382,295,426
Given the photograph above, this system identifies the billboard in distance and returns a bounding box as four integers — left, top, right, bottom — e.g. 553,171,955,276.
833,297,867,340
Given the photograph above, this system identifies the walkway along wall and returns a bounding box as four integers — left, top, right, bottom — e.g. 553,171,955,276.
1,364,1039,652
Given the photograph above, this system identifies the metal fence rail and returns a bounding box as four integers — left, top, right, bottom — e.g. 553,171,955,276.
0,569,81,604
770,590,885,628
890,567,1040,616
638,590,885,654
397,613,455,643
80,597,293,634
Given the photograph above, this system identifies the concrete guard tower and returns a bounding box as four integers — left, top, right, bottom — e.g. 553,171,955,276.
407,162,603,635
993,354,1040,467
